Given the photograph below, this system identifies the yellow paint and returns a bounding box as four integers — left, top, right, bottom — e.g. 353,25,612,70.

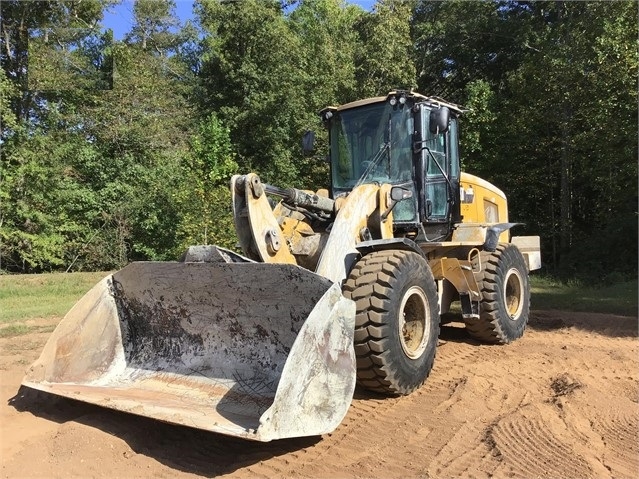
240,173,297,264
459,172,510,242
316,184,384,284
377,183,394,239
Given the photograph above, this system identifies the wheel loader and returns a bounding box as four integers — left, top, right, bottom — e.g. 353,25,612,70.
22,91,541,442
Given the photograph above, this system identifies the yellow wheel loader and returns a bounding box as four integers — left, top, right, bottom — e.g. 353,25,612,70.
23,91,541,442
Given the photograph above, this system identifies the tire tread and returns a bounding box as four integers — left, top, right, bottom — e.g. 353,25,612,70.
464,244,530,344
344,250,440,394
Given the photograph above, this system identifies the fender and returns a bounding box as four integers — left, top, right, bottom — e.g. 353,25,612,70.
355,237,426,259
484,222,522,251
315,183,393,284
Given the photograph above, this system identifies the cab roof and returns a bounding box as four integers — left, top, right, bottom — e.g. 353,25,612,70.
330,91,465,115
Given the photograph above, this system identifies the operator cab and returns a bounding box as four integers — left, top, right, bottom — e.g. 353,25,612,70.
320,91,463,242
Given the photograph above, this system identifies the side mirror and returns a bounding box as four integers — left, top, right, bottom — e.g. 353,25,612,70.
390,186,413,202
302,130,315,156
429,107,450,135
382,186,413,220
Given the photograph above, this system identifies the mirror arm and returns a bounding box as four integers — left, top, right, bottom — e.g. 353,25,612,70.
380,201,398,221
413,141,427,154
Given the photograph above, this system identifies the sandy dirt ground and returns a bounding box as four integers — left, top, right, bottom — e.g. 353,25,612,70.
1,310,637,478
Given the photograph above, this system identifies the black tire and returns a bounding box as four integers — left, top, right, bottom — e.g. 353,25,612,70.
465,243,530,344
343,250,440,395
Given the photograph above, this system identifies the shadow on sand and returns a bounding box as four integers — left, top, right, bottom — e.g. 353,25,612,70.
9,385,319,476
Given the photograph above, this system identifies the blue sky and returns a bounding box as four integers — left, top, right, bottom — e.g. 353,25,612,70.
103,0,377,40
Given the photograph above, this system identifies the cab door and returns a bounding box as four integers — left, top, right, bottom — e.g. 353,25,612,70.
417,107,461,234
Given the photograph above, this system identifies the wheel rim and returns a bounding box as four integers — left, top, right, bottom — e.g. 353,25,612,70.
504,268,524,320
398,286,430,359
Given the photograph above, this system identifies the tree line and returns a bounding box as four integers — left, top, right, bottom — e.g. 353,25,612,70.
1,0,637,282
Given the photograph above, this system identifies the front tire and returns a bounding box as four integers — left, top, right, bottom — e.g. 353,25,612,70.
465,243,530,343
343,250,440,395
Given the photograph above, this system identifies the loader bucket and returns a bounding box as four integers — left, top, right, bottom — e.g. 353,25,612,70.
22,248,357,441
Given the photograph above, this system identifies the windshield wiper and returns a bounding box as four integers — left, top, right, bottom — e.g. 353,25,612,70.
356,114,393,186
355,141,390,187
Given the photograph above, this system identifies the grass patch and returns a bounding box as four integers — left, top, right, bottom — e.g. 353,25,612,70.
531,276,638,317
0,271,109,325
0,323,30,338
0,323,58,339
0,271,635,341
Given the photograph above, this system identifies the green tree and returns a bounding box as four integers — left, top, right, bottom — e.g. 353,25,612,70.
412,1,638,281
289,0,362,107
286,0,364,187
1,0,200,272
355,0,416,97
1,0,115,272
127,0,179,51
196,0,309,186
412,0,529,101
174,114,239,253
499,1,638,280
79,0,197,263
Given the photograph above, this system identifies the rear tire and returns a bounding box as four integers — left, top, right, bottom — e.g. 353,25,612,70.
343,250,440,395
465,243,530,343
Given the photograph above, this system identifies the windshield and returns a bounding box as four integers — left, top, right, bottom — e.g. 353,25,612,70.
330,101,414,189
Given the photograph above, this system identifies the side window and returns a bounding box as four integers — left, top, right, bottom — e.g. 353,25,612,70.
422,107,450,221
390,114,414,182
335,128,353,180
425,183,448,217
391,113,418,222
426,128,446,176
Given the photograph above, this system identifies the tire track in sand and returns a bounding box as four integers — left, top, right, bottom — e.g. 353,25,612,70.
243,329,504,478
589,406,639,477
488,403,595,478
